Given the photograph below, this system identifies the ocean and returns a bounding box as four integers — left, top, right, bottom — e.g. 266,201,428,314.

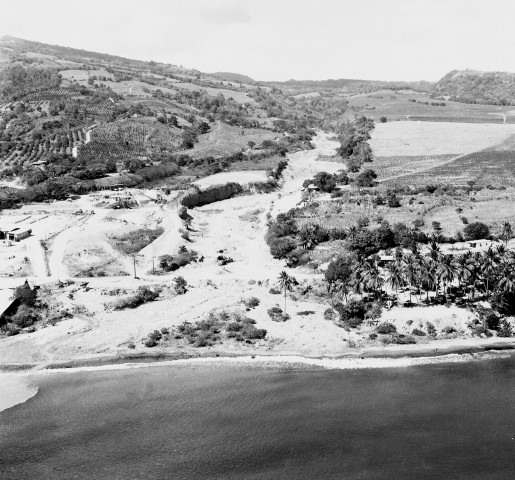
1,355,514,479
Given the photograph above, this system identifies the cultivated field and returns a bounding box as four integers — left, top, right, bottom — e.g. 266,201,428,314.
174,82,255,104
392,150,515,187
183,122,277,159
370,121,514,157
347,89,515,122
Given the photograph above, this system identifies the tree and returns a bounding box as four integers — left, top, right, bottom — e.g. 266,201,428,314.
278,271,295,313
13,281,37,307
355,169,377,187
501,222,513,245
463,222,490,241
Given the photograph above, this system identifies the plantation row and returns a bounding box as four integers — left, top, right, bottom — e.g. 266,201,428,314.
0,128,87,167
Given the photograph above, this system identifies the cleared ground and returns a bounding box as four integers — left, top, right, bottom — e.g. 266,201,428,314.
194,170,268,188
370,121,514,157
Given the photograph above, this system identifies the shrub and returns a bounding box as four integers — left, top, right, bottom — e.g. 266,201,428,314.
112,228,164,254
336,299,367,322
390,334,416,345
490,291,515,316
113,286,160,310
10,305,41,328
174,276,188,294
267,306,289,322
412,328,426,336
345,317,364,328
242,324,267,340
324,308,336,320
426,322,437,336
13,282,37,307
442,326,457,335
144,338,158,348
269,287,281,295
376,323,397,334
498,319,513,337
365,302,383,321
269,237,296,259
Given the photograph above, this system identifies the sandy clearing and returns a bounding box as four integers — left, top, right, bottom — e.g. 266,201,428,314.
370,121,515,156
194,170,269,189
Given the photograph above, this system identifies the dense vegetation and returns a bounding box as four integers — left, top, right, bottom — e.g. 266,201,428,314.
434,70,515,106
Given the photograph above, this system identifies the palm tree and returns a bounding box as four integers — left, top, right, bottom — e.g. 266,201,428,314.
501,222,513,246
402,254,419,302
278,271,295,313
455,252,473,295
335,279,350,303
364,263,384,300
427,241,441,262
498,266,515,292
481,247,498,296
351,262,367,298
437,255,458,296
327,280,336,309
418,257,436,301
387,264,404,297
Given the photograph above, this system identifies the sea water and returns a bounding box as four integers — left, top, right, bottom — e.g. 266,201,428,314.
1,355,514,479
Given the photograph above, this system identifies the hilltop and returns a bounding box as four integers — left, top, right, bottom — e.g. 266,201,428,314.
433,69,515,105
211,72,255,84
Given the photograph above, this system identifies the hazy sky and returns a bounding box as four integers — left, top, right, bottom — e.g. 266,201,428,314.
1,0,515,82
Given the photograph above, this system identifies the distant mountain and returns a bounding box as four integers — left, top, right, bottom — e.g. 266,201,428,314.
211,72,255,84
434,69,515,105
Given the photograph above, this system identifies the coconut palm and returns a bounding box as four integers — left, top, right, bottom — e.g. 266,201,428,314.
335,279,350,303
364,263,384,299
481,247,498,296
278,271,295,313
387,264,404,297
455,252,473,295
418,257,436,301
437,255,459,296
427,241,441,262
402,254,419,302
498,266,515,292
501,222,513,246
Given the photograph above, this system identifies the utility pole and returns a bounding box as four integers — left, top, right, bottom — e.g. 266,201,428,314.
133,255,137,279
152,256,155,275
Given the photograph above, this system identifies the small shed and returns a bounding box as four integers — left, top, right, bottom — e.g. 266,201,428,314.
6,227,32,242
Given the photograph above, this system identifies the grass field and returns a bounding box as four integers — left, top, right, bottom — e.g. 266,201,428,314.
346,89,515,122
370,121,514,157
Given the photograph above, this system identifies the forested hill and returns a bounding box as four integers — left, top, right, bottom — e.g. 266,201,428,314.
266,78,433,94
434,69,515,105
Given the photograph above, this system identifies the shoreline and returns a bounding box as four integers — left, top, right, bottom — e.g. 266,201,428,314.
1,339,513,414
1,336,514,373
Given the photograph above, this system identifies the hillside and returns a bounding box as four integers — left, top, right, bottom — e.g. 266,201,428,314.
0,37,324,208
211,72,255,84
434,69,515,105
